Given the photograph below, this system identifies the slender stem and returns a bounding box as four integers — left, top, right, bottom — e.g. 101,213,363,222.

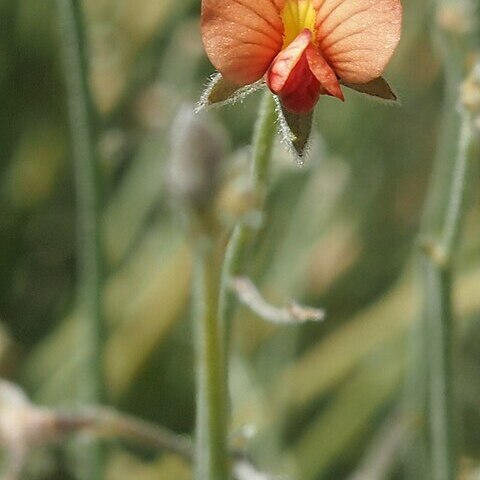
194,235,231,480
411,1,479,477
53,408,193,459
56,1,104,479
419,79,479,480
251,92,278,198
348,412,413,480
0,399,276,480
219,92,277,342
439,112,479,261
423,262,455,480
192,92,277,480
402,299,430,480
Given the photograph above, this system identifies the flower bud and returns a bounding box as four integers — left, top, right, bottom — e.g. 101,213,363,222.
167,105,227,213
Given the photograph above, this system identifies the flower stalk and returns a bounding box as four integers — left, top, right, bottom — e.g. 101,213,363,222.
219,91,277,344
55,1,104,479
194,233,231,480
168,105,232,480
189,91,278,480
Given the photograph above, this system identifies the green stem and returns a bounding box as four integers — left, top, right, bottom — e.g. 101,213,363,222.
403,305,430,480
219,92,277,342
439,112,479,260
56,1,104,478
192,91,277,480
422,262,455,480
412,1,479,477
194,236,230,480
193,91,276,480
420,85,478,480
251,92,278,198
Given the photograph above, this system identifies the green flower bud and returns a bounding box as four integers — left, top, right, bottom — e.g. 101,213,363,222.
167,105,227,213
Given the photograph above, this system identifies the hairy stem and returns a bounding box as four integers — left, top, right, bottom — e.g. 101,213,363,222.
192,91,277,480
219,92,277,342
194,235,231,480
56,1,104,478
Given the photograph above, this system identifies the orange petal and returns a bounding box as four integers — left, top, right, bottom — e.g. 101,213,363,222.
267,29,312,94
314,0,402,84
305,44,343,100
201,0,284,86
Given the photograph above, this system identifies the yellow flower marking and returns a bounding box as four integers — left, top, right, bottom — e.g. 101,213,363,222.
281,0,317,48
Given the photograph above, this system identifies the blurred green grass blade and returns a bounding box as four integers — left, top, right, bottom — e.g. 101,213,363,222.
260,158,351,295
234,263,480,443
106,243,191,398
108,450,191,480
103,136,166,267
270,275,414,413
22,228,191,403
291,346,404,480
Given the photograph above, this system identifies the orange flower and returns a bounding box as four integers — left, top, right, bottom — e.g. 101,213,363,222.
201,0,402,115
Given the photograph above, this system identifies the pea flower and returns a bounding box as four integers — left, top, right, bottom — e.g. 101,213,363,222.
199,0,402,156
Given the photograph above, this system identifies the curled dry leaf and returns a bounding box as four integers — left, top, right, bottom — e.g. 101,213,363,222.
231,276,325,325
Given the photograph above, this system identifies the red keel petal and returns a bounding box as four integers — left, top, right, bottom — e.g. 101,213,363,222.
306,44,344,101
269,50,322,114
266,29,312,94
266,29,343,113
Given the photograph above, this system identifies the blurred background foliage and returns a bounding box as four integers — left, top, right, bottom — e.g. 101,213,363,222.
1,0,480,479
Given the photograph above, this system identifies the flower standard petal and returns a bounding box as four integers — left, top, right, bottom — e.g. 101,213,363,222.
314,0,402,84
201,0,284,85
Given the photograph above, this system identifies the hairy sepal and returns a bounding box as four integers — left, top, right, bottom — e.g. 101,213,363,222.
276,97,313,163
341,77,399,104
196,73,265,112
